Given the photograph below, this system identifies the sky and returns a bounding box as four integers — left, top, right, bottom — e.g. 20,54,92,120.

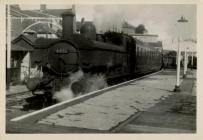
19,4,196,50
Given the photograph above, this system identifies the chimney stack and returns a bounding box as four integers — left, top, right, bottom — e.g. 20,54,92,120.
61,11,75,40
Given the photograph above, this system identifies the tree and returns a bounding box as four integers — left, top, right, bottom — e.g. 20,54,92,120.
135,24,148,34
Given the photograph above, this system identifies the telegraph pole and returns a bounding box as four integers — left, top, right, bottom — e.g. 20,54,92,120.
174,16,188,92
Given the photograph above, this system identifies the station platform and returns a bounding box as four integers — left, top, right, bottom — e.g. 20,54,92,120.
118,70,196,133
7,69,196,133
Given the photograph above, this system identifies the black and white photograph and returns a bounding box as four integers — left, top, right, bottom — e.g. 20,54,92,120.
2,1,201,136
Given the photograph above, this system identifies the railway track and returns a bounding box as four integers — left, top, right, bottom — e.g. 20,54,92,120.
6,90,30,97
6,91,33,107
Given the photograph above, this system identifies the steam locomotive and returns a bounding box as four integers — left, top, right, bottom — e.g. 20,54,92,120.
26,11,163,104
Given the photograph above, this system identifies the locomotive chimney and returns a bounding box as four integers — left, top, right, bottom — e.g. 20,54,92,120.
61,10,75,39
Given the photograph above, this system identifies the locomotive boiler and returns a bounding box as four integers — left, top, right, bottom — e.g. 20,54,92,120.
26,11,163,104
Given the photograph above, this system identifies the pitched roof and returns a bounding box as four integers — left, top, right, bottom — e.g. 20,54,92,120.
11,34,60,49
21,8,72,18
11,35,35,51
10,4,73,18
42,9,72,17
12,34,36,46
10,5,50,18
20,10,51,17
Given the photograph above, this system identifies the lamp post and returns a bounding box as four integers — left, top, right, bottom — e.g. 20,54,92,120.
174,16,188,92
183,46,188,78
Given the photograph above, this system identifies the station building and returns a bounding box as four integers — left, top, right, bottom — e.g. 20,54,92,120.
8,5,74,85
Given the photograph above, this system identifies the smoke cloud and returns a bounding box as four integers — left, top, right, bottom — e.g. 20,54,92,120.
75,73,108,94
53,70,108,102
76,4,196,50
91,5,174,39
53,87,74,102
53,69,84,102
92,5,126,33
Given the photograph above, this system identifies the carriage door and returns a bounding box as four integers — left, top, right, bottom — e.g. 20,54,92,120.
127,38,136,75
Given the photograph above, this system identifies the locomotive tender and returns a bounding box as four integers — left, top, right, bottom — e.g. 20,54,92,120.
26,11,163,102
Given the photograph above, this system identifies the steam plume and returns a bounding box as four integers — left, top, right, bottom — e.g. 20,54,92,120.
53,70,108,102
92,5,126,33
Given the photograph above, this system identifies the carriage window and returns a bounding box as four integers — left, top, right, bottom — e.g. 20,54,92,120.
149,50,151,58
137,47,139,56
140,48,142,57
141,48,143,57
144,49,146,57
142,48,144,57
147,50,149,59
145,49,147,57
